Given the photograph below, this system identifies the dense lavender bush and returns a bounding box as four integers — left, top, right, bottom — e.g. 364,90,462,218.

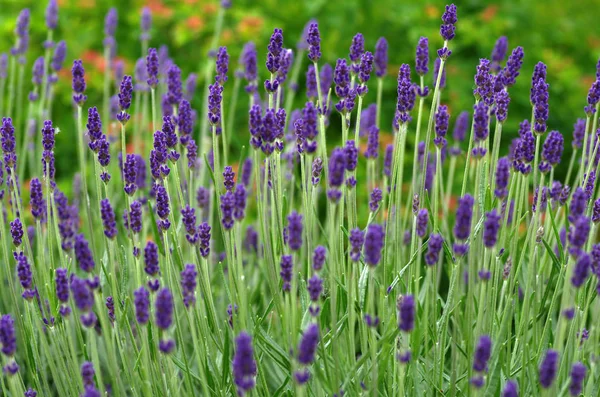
0,2,598,396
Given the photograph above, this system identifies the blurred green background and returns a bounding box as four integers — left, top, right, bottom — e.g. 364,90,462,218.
1,0,600,184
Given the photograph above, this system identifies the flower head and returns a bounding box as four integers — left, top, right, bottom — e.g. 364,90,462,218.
364,224,385,267
473,335,492,372
374,37,388,78
297,324,319,365
398,295,415,332
539,349,558,389
155,288,173,329
233,332,257,394
306,23,321,62
415,37,429,76
71,60,87,105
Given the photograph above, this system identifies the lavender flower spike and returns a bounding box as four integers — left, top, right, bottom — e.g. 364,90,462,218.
539,349,558,389
374,37,388,78
72,60,87,105
364,224,385,267
233,332,257,394
440,4,458,42
306,22,321,62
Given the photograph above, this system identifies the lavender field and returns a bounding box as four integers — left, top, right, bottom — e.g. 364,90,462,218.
0,1,599,396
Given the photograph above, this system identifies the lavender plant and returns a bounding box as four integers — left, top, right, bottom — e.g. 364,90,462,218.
0,2,600,396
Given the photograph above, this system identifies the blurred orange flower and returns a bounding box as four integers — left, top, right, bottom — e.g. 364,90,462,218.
186,16,205,32
481,5,499,22
238,16,264,37
147,0,174,19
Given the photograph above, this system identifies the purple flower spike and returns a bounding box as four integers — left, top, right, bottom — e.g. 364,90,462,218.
307,276,323,302
502,380,518,397
242,42,258,92
70,276,94,322
155,185,171,231
365,126,379,158
415,37,429,76
539,130,563,173
483,210,501,248
117,76,133,124
155,288,173,330
166,65,183,107
100,199,117,239
147,48,159,88
10,218,23,247
215,46,229,85
144,241,159,276
55,268,69,303
416,209,429,238
12,9,30,60
495,157,510,199
234,184,247,221
198,222,211,258
0,315,16,356
453,111,469,143
539,349,558,389
220,191,235,230
123,154,137,195
473,335,492,372
374,37,388,78
181,264,198,308
14,251,32,292
134,287,150,325
356,51,374,95
287,211,303,251
313,246,327,270
74,234,95,272
453,194,474,255
502,47,524,87
425,233,443,266
223,166,235,191
297,324,319,365
280,255,293,292
396,64,416,125
474,59,494,105
312,157,323,185
349,33,365,73
532,77,549,135
571,253,591,288
568,216,590,257
306,22,321,62
208,83,224,127
569,362,586,396
369,188,383,212
349,228,365,262
46,0,59,30
0,54,8,79
440,4,458,41
72,60,87,105
495,89,510,122
384,144,393,177
490,36,508,72
266,28,284,75
233,332,257,394
328,147,346,190
398,295,415,332
472,102,489,158
434,104,449,147
140,7,152,40
364,224,385,267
